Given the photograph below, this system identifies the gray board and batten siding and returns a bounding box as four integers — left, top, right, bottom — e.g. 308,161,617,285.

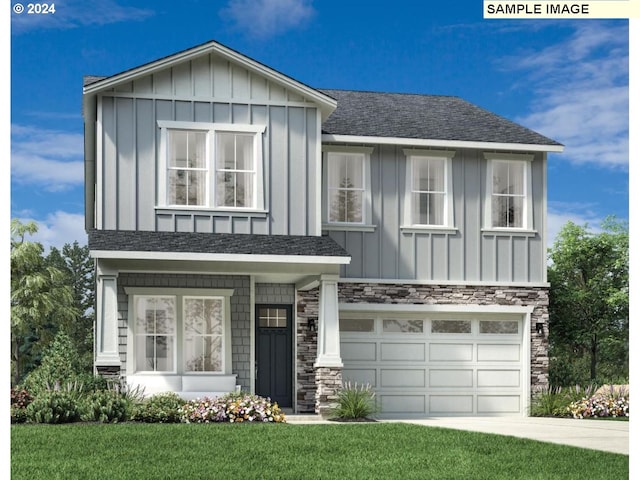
324,145,547,284
94,51,321,237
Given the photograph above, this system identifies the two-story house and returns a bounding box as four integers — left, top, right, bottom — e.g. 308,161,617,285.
83,40,563,416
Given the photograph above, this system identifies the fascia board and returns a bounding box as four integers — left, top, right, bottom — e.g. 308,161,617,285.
322,134,565,153
90,249,351,265
82,41,337,116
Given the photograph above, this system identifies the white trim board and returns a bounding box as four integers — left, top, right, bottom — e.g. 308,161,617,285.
91,249,351,265
322,134,564,153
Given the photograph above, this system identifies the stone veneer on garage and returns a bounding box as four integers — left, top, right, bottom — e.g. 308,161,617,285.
296,282,550,414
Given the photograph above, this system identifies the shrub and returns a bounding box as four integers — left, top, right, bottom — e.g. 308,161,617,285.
329,382,378,420
26,387,82,424
11,388,33,409
10,388,33,424
80,390,131,423
21,332,86,397
179,393,286,423
132,392,185,423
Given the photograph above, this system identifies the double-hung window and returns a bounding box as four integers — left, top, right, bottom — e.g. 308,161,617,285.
328,153,365,223
183,296,224,372
403,149,455,228
134,296,176,372
215,132,255,209
167,130,208,207
128,288,233,375
158,121,265,211
484,153,533,230
323,146,373,228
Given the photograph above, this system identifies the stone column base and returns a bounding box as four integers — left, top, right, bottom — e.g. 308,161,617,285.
315,366,342,417
95,365,122,382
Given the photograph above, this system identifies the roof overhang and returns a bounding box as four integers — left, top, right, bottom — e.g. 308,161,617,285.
90,249,350,265
322,134,565,153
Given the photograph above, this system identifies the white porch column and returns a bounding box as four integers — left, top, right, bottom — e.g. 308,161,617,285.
314,274,343,368
94,263,121,367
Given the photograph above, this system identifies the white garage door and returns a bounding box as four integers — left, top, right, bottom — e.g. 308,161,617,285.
340,312,527,416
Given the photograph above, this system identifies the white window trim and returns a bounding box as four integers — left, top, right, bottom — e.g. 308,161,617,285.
483,152,534,232
402,149,455,229
157,121,266,212
125,287,234,376
322,145,374,228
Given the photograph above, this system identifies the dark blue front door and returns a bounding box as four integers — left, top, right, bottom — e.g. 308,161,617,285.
255,305,292,408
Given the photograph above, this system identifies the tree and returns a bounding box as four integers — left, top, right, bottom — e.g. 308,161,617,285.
46,242,95,371
547,217,628,386
330,178,362,223
10,219,79,385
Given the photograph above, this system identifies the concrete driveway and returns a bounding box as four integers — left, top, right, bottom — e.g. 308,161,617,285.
287,415,629,455
394,416,629,455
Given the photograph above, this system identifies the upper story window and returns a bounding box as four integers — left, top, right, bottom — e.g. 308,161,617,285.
215,132,256,209
403,149,455,228
168,130,207,207
322,146,374,229
158,121,266,211
484,153,534,230
328,152,365,223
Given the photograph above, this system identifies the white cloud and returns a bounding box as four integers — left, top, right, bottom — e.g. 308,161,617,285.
11,124,84,191
17,211,87,251
11,0,154,34
546,202,604,249
507,22,628,170
220,0,315,38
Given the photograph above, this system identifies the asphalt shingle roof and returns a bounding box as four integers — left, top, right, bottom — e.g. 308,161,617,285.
88,230,350,258
319,89,562,146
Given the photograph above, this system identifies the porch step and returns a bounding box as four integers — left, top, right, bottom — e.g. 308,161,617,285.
284,414,329,423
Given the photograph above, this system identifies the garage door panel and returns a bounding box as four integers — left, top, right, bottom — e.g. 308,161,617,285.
381,369,425,388
380,394,425,413
381,343,425,361
430,395,474,414
341,342,376,361
477,344,520,362
340,313,525,416
430,369,473,388
477,370,520,387
430,343,473,362
477,395,521,413
343,368,377,387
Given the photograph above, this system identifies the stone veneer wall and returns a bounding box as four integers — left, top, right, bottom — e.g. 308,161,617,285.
296,289,319,413
295,282,550,414
110,273,252,390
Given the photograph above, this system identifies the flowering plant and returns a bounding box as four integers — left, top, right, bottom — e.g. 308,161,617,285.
179,393,286,424
568,393,629,419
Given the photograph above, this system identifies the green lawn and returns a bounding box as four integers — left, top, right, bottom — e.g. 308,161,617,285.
11,423,628,480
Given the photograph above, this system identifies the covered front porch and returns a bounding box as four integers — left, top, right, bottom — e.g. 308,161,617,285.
89,230,350,414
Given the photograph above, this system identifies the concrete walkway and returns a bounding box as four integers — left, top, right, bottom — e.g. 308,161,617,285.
286,415,629,455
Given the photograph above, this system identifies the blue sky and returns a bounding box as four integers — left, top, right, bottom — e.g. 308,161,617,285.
7,0,631,250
